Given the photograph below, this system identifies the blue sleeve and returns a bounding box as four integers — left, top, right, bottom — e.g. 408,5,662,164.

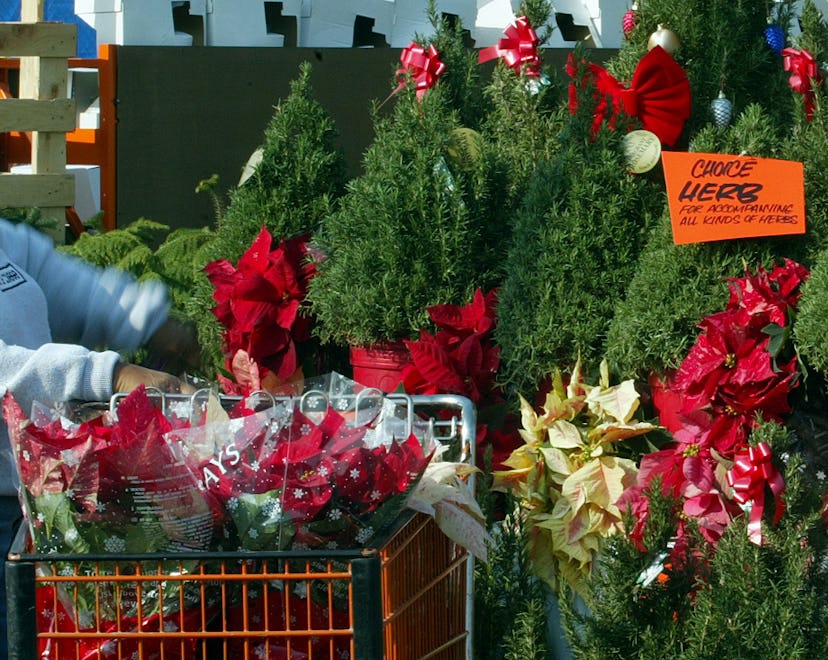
0,220,170,350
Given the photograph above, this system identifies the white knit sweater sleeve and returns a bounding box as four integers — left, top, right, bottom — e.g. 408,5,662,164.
1,220,170,350
0,340,120,414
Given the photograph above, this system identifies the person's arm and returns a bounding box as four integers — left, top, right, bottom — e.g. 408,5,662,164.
0,221,168,350
0,339,190,414
0,339,120,414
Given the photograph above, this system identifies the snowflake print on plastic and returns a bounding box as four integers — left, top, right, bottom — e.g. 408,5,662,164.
36,512,45,524
370,490,382,501
318,464,330,477
349,468,361,480
21,449,30,462
261,497,282,521
100,640,117,657
301,423,312,436
168,399,191,420
818,470,826,482
64,528,79,544
293,488,306,499
356,527,374,544
227,497,240,511
77,609,94,629
254,645,268,660
103,536,126,553
96,501,106,513
250,460,260,471
336,398,349,411
328,508,342,521
60,448,80,467
59,565,74,576
163,620,179,632
249,528,259,539
327,540,338,550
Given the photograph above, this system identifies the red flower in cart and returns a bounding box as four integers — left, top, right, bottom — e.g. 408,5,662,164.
187,398,434,551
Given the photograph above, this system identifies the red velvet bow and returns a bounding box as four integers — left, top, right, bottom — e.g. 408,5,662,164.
726,442,786,546
395,42,446,99
782,47,822,121
566,45,691,147
478,16,541,78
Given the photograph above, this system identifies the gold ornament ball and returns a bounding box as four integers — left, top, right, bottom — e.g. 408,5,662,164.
648,24,680,54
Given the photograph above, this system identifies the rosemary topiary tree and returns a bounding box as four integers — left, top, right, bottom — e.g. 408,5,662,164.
307,30,499,349
603,0,828,379
185,61,348,377
493,46,666,393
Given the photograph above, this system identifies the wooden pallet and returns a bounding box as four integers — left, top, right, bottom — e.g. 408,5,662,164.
0,0,76,242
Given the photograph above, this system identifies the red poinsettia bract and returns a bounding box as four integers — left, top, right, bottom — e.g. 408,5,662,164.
623,260,808,556
401,288,499,403
204,227,315,394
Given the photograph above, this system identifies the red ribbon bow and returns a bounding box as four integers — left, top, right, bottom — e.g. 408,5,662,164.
394,42,446,99
726,442,786,546
478,16,541,78
566,45,691,147
782,47,822,121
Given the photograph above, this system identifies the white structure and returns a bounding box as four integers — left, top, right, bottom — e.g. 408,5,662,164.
74,1,828,51
74,0,631,50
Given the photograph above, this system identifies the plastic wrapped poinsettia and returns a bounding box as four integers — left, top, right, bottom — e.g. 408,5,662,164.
3,387,220,659
168,372,438,551
4,387,215,557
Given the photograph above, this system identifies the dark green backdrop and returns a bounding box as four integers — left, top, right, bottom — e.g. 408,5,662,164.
115,46,614,229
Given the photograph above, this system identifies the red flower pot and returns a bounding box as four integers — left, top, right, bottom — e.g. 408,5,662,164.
349,342,411,392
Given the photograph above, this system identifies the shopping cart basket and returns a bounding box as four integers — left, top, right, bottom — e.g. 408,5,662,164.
6,393,476,660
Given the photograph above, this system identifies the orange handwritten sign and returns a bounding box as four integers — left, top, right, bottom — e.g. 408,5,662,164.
662,152,806,245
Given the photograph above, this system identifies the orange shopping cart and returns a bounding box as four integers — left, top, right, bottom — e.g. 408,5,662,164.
6,393,476,660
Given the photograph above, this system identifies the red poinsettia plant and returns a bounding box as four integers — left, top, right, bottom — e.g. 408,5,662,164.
4,386,222,659
620,259,808,561
204,226,316,395
400,288,521,471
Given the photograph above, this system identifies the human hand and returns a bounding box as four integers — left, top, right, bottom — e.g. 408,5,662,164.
112,363,195,394
147,317,203,373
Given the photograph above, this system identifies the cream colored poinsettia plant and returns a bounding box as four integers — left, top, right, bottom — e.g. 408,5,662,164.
492,359,659,597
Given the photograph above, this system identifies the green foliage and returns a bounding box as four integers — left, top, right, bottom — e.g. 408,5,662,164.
563,421,828,659
560,484,700,658
797,0,828,62
308,80,497,347
425,0,486,130
210,61,346,258
793,245,828,372
494,75,665,391
60,218,169,276
474,502,548,660
481,18,565,222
